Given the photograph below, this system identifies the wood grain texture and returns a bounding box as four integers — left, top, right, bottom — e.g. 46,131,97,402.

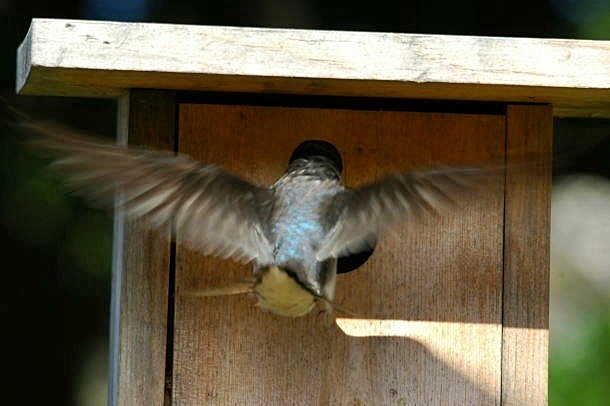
172,104,507,405
16,18,610,117
109,89,176,406
502,105,552,406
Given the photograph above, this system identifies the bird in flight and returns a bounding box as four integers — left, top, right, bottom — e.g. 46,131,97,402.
17,118,493,318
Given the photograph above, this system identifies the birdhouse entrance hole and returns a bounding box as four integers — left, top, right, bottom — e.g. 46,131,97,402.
288,139,376,274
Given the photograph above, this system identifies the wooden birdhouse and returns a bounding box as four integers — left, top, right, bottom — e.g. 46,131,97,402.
17,19,610,405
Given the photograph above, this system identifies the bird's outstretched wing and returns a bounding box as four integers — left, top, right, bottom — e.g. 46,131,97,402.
21,120,274,264
316,167,495,260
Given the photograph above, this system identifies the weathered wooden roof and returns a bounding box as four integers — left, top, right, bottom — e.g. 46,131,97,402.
17,18,610,117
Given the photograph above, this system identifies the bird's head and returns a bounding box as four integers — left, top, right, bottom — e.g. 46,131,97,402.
289,140,343,174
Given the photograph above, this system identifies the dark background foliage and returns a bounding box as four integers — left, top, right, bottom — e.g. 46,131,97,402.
1,1,609,404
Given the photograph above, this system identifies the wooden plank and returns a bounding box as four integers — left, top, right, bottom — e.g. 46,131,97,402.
171,104,506,405
109,89,176,406
16,19,610,118
502,105,552,406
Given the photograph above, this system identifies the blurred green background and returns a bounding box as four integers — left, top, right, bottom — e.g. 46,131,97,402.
1,1,609,404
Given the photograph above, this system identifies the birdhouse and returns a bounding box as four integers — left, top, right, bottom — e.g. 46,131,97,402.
17,19,610,406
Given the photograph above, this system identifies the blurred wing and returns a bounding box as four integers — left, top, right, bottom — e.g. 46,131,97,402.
23,121,274,264
316,167,493,260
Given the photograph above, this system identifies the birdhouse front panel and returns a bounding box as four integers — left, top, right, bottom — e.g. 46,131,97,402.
171,102,507,405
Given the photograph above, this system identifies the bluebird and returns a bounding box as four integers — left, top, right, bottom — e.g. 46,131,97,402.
19,119,489,317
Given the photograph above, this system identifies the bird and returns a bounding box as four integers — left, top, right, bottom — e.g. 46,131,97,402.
15,118,493,318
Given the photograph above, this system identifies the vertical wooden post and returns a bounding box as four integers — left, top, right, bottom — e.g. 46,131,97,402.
502,105,552,406
109,90,177,406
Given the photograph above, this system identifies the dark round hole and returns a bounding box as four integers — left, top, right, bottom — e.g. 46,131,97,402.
289,139,343,173
337,245,376,274
289,140,376,274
